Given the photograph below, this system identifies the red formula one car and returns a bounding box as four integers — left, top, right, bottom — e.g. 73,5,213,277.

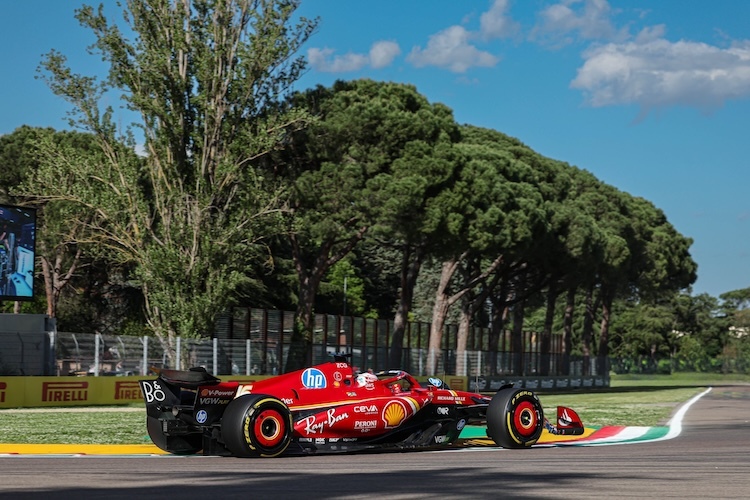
139,355,584,457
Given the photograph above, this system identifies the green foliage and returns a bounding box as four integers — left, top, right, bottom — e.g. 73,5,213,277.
317,259,367,317
19,1,318,346
0,3,728,378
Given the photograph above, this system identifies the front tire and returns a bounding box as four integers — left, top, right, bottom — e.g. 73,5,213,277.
486,387,544,449
222,394,293,458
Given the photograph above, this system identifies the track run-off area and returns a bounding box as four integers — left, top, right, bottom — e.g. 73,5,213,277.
0,387,713,456
1,385,749,499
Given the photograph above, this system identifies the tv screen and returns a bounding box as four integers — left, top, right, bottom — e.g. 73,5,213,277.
0,204,37,301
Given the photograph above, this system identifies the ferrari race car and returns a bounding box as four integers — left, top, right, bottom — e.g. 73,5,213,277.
139,355,584,458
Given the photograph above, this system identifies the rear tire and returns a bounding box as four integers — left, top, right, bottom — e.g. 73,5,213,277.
486,387,544,449
222,394,293,458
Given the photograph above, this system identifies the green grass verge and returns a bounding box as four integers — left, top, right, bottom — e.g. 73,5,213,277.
0,408,148,445
0,374,744,445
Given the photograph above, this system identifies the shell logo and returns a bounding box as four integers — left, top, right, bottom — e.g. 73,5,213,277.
382,400,407,428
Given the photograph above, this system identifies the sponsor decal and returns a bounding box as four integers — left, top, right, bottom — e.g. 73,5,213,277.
347,392,357,397
328,438,340,443
195,409,208,424
301,368,327,389
114,381,142,401
333,372,343,382
436,406,449,416
510,390,534,405
42,381,88,402
199,396,231,405
298,438,313,443
456,419,466,431
302,408,349,435
428,377,443,388
236,384,254,397
436,394,467,403
315,438,326,445
382,400,407,428
342,437,358,442
200,388,236,398
354,420,377,429
141,380,166,403
434,435,448,444
0,382,6,403
335,363,348,369
282,398,294,405
353,404,378,414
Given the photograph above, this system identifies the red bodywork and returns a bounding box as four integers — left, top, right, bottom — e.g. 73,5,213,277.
141,357,583,457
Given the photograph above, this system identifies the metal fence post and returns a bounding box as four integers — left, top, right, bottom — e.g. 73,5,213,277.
246,338,251,375
213,337,218,376
176,336,181,370
94,334,101,377
141,336,148,376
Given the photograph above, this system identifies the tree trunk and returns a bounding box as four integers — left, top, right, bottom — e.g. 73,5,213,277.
285,277,317,372
455,301,471,376
511,301,525,376
487,283,510,375
582,284,594,375
388,246,424,369
426,258,460,374
540,281,557,376
597,286,613,376
38,240,81,318
285,228,365,373
562,287,575,375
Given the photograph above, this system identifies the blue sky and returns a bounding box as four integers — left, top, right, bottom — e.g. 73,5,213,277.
1,0,749,299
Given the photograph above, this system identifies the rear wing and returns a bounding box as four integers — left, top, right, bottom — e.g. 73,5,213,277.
140,367,221,409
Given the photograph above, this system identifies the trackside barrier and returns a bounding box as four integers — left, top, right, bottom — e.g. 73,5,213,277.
468,375,609,392
0,375,266,409
0,375,468,409
0,373,610,409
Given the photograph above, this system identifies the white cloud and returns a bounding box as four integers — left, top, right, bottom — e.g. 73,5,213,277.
532,0,626,46
479,0,520,40
307,41,401,73
369,41,401,69
307,47,370,73
571,34,750,112
407,25,499,73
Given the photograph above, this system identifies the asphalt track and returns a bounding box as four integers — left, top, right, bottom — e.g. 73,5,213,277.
1,385,749,499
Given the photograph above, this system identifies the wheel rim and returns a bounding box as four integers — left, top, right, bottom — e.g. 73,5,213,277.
513,400,538,437
254,409,285,448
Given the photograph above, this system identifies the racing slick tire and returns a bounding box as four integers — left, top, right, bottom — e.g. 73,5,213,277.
222,394,293,458
146,415,203,455
486,387,544,449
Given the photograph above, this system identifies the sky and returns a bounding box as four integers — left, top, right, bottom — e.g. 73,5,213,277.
1,0,749,299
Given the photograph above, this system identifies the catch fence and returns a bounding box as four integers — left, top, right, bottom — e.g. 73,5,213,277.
43,307,594,377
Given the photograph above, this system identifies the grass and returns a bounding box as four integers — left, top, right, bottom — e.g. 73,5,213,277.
0,373,745,445
0,407,148,445
541,372,749,428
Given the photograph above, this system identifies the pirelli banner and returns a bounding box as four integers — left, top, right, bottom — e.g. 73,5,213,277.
0,375,468,408
0,375,269,409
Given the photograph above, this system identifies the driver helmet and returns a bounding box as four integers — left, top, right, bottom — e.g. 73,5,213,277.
355,372,378,387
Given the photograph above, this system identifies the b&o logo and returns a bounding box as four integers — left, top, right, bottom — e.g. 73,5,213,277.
140,380,167,403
